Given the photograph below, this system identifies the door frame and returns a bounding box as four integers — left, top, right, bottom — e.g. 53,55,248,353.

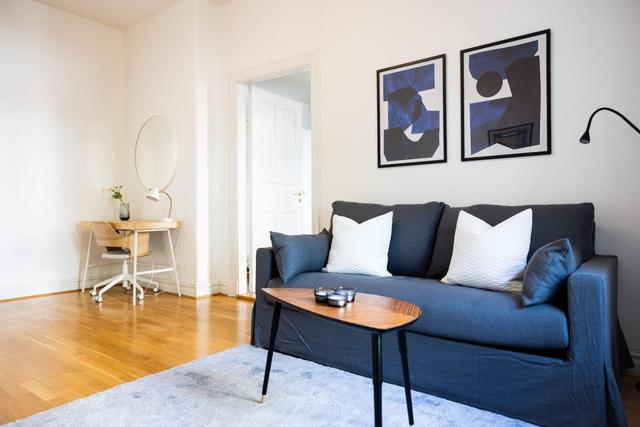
228,50,321,296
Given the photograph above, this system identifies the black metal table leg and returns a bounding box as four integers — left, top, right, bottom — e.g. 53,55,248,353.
398,330,414,425
261,301,282,403
371,332,383,427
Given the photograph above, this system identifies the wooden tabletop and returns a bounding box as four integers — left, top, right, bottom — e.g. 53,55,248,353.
81,220,181,230
262,288,421,332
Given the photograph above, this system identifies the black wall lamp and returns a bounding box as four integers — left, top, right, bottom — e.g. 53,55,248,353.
580,107,640,144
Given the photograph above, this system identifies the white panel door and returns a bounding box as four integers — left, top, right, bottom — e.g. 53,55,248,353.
250,86,305,290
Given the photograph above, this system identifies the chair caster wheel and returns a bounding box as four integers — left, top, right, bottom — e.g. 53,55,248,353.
90,289,97,296
93,295,103,303
137,293,144,301
153,288,159,293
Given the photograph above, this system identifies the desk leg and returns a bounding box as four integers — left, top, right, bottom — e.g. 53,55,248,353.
398,330,414,425
166,229,181,296
371,332,383,427
261,301,282,403
81,229,93,293
132,231,138,305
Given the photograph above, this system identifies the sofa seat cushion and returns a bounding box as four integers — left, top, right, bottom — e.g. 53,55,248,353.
267,272,569,350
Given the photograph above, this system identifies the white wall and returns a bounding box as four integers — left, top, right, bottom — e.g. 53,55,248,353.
0,0,219,300
213,0,640,357
124,0,218,297
0,0,124,300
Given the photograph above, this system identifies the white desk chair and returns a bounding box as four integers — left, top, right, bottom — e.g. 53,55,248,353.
88,223,158,303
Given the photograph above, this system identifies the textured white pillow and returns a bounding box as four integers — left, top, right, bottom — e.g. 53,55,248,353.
324,212,393,277
442,209,532,292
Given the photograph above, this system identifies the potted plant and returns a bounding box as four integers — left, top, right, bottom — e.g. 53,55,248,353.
110,185,130,220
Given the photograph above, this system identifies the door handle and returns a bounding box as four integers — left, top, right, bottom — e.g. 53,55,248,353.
293,191,305,203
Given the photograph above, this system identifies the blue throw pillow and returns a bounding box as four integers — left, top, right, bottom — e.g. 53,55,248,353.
521,238,577,306
270,230,331,283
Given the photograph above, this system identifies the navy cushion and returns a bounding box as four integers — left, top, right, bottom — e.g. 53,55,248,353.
427,203,595,279
522,239,577,306
331,201,444,277
270,230,330,283
269,272,569,350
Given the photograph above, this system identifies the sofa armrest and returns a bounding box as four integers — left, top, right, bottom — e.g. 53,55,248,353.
567,255,628,426
567,255,618,363
255,247,279,292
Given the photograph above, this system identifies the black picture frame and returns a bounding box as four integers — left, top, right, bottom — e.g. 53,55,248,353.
377,54,447,168
460,29,551,162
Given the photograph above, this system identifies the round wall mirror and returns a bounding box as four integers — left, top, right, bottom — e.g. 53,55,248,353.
135,115,178,192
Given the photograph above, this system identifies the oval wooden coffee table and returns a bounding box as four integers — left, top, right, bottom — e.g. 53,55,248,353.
260,288,422,427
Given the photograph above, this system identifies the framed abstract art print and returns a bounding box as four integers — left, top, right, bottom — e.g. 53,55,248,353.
461,29,550,161
377,54,447,167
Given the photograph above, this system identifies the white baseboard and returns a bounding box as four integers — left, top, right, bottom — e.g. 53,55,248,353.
211,282,228,295
0,273,117,301
154,279,196,297
226,280,239,297
155,279,229,298
0,275,233,302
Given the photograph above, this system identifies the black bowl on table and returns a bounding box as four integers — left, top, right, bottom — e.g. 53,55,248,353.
327,290,349,307
314,287,334,303
336,287,356,302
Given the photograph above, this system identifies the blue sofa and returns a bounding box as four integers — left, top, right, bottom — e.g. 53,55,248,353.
252,201,633,426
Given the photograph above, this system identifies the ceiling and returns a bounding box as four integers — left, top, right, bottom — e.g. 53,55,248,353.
253,71,311,104
35,0,229,30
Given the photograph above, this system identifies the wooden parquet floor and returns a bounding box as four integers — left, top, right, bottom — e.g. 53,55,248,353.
0,290,252,423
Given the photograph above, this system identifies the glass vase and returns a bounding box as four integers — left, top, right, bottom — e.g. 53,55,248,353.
119,203,130,221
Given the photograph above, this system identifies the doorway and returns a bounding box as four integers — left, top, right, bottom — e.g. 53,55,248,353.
236,69,312,296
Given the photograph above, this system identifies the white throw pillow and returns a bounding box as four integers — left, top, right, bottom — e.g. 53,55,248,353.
324,212,393,277
441,209,532,292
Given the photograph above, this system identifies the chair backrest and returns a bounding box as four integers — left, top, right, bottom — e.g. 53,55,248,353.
91,223,150,257
92,223,127,248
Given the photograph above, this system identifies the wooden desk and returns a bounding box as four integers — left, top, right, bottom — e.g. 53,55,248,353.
81,220,181,231
80,220,182,305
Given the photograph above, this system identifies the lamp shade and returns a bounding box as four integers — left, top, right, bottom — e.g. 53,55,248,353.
146,188,160,201
579,129,591,144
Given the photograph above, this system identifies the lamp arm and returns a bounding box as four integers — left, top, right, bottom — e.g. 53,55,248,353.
586,107,640,136
161,190,173,219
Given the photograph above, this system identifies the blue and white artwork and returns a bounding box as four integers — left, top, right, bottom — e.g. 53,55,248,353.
377,55,446,167
461,30,550,161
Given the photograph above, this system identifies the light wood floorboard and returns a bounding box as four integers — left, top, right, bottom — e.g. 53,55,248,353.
0,290,252,423
0,290,638,425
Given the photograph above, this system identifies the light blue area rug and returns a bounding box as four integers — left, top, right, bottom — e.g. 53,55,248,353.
9,345,532,426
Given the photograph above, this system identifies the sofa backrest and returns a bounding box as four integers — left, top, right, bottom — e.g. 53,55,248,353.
331,201,445,277
426,203,596,279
